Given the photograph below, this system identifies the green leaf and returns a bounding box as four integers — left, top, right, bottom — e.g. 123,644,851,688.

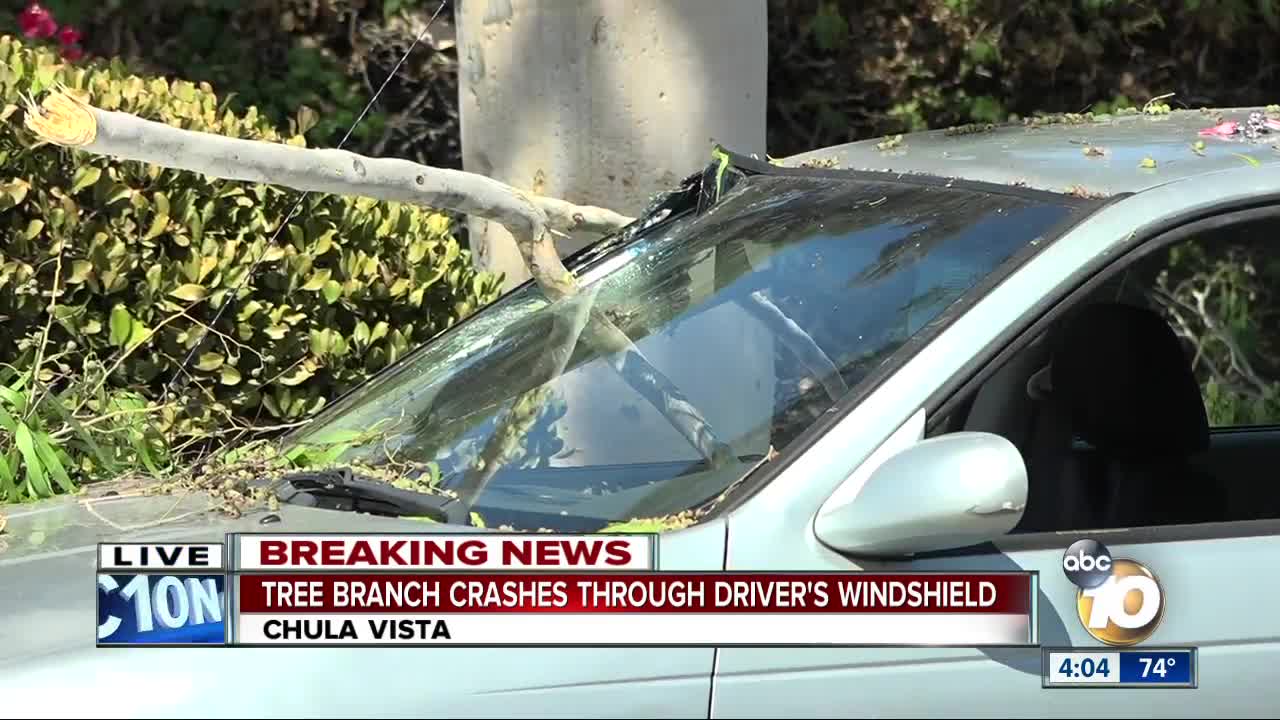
33,63,56,94
145,264,163,293
195,352,225,371
14,423,53,498
0,403,17,432
301,269,332,291
219,365,243,386
108,305,133,346
407,240,428,264
237,300,264,321
67,260,93,284
198,256,218,282
0,451,18,501
313,228,337,255
70,165,102,195
143,211,169,240
170,283,209,302
23,218,45,240
278,366,315,386
309,329,331,356
173,80,196,103
0,179,30,209
32,431,75,493
103,183,132,205
0,384,25,414
322,279,342,304
125,321,151,351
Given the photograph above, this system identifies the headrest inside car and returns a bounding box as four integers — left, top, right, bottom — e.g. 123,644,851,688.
1046,302,1209,459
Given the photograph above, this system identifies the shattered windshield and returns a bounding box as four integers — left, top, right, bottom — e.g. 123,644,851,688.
284,170,1079,532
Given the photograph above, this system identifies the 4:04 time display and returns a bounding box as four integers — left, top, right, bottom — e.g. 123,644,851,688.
1060,655,1111,679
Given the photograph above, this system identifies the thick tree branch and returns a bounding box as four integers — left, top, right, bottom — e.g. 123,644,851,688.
24,89,586,299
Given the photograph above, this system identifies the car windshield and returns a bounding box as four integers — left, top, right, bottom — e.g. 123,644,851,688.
284,168,1081,532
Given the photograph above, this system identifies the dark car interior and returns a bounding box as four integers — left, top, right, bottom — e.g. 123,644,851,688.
931,217,1280,535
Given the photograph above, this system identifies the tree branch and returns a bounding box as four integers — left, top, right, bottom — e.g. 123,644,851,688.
532,195,633,235
24,89,588,299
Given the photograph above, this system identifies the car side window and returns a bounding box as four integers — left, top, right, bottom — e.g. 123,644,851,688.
955,213,1280,535
1124,225,1280,428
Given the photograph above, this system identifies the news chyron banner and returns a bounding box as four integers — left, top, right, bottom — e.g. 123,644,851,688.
98,533,1039,647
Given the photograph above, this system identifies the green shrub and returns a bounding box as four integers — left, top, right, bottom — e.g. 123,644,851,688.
0,35,501,501
0,362,172,502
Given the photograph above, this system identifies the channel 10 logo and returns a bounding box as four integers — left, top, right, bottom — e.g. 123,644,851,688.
1062,539,1165,646
97,573,226,645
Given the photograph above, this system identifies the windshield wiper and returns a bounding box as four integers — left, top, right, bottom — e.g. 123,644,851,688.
274,468,471,525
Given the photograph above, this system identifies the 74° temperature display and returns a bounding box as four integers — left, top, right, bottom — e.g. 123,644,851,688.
1043,648,1197,688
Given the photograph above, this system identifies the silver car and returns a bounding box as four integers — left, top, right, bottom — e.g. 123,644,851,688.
4,108,1279,717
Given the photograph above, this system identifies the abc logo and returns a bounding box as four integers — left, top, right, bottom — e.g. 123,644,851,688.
1061,539,1113,589
1062,539,1164,646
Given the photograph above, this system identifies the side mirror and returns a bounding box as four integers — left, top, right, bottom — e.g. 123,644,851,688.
814,432,1027,557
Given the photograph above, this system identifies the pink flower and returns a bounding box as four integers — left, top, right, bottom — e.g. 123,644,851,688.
57,25,81,47
60,44,84,62
18,3,57,39
1198,121,1239,138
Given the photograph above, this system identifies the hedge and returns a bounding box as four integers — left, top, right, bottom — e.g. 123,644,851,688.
0,35,501,500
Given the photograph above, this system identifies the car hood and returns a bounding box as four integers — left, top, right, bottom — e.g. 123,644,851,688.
0,488,726,718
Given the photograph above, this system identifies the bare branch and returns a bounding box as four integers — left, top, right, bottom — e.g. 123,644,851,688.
24,89,578,300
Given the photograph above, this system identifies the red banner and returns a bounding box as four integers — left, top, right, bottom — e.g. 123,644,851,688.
237,572,1033,614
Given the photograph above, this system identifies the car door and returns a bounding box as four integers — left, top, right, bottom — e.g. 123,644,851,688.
710,187,1280,717
717,490,1280,717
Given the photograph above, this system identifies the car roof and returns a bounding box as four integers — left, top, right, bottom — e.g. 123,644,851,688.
778,107,1280,197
